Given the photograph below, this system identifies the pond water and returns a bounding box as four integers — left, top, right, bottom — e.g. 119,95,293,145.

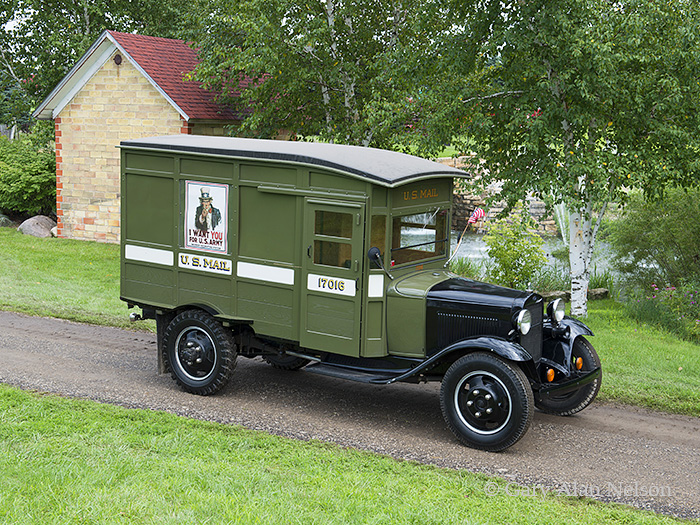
449,232,615,274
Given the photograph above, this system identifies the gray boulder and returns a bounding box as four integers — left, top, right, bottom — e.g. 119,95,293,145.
0,213,13,228
538,290,570,301
588,288,610,300
17,215,57,238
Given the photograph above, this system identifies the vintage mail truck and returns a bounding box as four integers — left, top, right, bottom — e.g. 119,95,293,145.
120,135,601,451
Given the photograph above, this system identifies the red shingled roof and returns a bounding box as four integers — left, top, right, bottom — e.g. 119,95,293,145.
108,31,242,121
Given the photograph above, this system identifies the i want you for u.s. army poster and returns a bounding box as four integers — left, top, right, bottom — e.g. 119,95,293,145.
184,181,228,254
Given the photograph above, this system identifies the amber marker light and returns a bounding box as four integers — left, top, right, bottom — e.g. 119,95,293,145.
546,368,555,382
575,357,583,370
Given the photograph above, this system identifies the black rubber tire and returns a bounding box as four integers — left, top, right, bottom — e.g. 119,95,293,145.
440,352,534,452
263,354,310,371
535,336,601,416
162,310,237,395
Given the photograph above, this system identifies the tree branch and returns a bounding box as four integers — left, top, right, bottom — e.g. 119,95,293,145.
0,46,21,83
318,73,334,137
461,90,524,104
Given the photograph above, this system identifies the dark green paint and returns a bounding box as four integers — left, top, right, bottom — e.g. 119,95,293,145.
120,137,460,359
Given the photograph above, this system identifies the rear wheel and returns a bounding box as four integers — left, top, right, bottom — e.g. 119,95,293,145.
440,352,534,452
162,310,236,395
535,336,601,416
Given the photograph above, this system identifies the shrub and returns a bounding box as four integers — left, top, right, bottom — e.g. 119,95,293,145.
449,256,488,281
0,132,56,215
530,264,570,293
626,281,700,343
608,188,700,287
483,215,547,289
449,238,616,296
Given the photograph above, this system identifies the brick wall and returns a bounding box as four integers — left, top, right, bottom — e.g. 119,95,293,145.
55,52,235,243
55,53,183,242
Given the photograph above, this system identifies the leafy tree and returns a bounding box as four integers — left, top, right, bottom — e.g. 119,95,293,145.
184,0,462,147
185,0,700,318
0,74,32,134
0,0,190,126
423,0,700,316
608,188,700,287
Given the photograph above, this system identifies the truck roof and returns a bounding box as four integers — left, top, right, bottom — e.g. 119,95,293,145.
120,135,467,187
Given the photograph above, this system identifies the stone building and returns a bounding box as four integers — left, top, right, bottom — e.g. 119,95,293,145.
33,31,242,242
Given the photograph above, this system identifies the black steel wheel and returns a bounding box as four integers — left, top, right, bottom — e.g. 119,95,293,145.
535,336,601,416
440,352,534,452
162,310,237,395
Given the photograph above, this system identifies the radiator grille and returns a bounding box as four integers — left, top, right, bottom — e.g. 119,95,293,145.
520,304,543,362
436,311,500,349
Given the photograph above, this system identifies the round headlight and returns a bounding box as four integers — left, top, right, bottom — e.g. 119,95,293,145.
548,298,566,324
516,309,532,335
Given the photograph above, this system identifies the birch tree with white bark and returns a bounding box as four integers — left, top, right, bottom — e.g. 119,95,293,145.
441,0,700,317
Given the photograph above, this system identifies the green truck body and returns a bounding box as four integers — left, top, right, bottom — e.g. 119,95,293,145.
120,135,601,451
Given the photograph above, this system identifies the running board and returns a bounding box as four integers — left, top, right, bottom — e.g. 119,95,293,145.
304,363,398,384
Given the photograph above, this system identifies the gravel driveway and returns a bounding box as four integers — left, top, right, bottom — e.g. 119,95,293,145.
1,311,698,520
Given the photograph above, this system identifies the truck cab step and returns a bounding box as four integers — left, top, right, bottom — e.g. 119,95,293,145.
303,363,397,384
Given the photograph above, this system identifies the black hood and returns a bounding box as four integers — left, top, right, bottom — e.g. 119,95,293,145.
428,277,531,310
425,277,542,355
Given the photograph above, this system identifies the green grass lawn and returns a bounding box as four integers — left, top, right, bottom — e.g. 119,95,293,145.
0,227,147,330
0,385,687,525
586,299,700,416
1,226,699,523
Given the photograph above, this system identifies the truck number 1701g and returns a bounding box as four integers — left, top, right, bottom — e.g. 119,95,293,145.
307,273,356,297
318,277,345,291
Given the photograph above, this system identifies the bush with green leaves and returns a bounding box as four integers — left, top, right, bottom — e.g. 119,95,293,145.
0,130,55,216
608,188,700,288
483,215,547,289
626,281,700,343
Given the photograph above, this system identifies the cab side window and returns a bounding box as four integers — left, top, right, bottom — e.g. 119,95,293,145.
391,209,448,265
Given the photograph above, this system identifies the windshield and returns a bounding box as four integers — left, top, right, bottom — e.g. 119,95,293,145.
391,208,448,266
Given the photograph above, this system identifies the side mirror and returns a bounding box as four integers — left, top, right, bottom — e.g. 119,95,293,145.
367,247,381,262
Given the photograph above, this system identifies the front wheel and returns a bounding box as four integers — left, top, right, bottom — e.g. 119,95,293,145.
162,310,237,395
535,336,601,416
440,352,534,452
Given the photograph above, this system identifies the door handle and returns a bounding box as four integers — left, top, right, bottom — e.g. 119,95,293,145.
307,244,312,258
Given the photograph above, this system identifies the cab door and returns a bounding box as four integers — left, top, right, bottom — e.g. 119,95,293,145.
300,198,365,356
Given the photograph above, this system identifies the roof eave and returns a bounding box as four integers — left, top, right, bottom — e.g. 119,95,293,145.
31,30,191,122
32,30,114,120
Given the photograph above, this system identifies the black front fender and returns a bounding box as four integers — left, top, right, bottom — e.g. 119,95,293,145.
441,336,533,362
541,317,594,379
561,316,594,340
385,336,536,384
